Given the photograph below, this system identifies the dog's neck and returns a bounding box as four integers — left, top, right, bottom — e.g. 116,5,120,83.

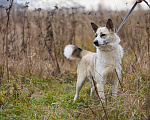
96,44,121,65
97,44,117,52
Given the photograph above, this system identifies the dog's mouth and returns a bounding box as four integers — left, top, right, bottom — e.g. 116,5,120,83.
94,40,109,46
102,41,109,46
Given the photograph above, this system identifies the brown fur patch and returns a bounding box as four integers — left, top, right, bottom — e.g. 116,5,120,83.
72,46,91,58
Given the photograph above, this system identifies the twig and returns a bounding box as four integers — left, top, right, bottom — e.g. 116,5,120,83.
114,69,124,92
5,0,14,81
91,76,108,120
81,99,97,117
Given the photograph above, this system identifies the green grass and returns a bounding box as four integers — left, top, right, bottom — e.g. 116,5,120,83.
0,71,148,120
0,75,89,119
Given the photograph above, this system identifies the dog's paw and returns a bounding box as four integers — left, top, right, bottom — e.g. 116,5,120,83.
74,94,78,101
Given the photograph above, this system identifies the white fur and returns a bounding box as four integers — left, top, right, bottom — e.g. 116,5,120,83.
64,45,76,60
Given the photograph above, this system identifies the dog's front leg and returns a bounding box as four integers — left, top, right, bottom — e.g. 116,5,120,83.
96,82,105,101
112,80,118,97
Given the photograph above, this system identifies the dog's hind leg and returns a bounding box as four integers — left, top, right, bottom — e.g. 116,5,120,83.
74,73,86,101
89,78,95,97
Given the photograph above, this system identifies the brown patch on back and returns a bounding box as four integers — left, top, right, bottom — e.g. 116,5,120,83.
72,47,82,58
72,46,91,58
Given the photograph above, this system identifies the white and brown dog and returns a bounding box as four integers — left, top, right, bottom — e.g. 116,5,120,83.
64,19,123,101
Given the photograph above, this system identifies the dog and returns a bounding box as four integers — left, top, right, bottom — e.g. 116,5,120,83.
64,19,123,102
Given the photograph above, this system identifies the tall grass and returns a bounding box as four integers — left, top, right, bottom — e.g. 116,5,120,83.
0,1,150,119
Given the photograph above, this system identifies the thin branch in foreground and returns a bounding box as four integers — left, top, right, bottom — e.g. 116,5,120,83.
91,76,108,120
114,69,124,92
5,0,14,81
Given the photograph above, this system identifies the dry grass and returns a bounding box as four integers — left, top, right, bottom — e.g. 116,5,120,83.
0,1,150,119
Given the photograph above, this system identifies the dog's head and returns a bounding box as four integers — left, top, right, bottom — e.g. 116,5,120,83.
91,19,120,51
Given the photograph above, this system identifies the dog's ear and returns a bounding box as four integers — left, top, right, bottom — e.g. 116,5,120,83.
106,19,114,31
91,22,98,33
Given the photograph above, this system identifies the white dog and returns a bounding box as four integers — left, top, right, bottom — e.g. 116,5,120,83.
64,19,123,101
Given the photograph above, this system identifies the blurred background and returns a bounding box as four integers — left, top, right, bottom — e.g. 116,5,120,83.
1,0,150,11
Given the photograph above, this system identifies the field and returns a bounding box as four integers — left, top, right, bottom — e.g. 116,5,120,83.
0,1,150,120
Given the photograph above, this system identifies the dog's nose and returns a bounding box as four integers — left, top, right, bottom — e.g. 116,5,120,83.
94,40,99,46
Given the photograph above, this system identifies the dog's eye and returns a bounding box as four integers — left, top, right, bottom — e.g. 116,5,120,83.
100,34,106,38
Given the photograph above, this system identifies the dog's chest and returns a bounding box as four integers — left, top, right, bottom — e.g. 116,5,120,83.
96,51,120,74
96,61,113,74
95,59,117,84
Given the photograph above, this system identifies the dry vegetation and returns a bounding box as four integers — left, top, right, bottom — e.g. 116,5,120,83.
0,1,150,119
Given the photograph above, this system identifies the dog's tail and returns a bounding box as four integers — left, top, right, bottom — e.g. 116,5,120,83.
64,45,90,60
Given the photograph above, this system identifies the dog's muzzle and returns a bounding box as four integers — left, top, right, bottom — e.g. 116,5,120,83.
94,40,109,46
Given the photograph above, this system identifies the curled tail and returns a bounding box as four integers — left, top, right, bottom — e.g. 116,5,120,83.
64,45,89,60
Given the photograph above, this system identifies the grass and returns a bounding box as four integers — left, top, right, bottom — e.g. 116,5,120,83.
0,75,88,119
0,70,149,119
